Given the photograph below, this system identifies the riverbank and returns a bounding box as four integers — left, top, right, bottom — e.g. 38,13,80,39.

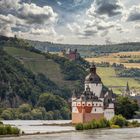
1,120,75,135
1,127,140,140
75,115,140,130
1,118,140,138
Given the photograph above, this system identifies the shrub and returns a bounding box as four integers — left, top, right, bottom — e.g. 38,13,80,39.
97,118,110,128
0,125,20,135
1,110,13,120
0,125,7,135
83,123,91,130
111,115,128,127
110,125,120,128
75,123,83,130
75,118,110,130
130,120,140,127
90,120,97,129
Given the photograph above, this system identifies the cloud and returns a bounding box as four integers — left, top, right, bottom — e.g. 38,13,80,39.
30,27,56,36
17,3,57,24
0,0,60,42
127,5,140,21
0,0,20,11
0,24,13,36
67,22,98,39
95,0,123,17
90,0,123,17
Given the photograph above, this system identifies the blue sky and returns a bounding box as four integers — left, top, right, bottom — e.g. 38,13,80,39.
0,0,140,44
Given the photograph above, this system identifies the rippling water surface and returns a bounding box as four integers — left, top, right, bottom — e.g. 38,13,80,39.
1,120,140,140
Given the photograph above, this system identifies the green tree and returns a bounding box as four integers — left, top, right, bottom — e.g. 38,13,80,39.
18,104,32,113
37,93,68,112
115,96,139,119
1,110,13,120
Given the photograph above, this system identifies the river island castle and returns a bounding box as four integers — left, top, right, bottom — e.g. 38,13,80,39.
72,64,115,124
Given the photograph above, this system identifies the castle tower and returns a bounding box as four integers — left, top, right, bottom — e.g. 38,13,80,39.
72,64,115,124
85,64,102,97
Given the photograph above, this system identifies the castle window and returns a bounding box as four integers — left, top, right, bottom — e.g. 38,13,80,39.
96,103,98,106
95,108,96,112
99,104,101,107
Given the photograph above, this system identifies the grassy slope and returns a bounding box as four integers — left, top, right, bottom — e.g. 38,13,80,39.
4,47,140,94
97,67,140,94
4,47,77,89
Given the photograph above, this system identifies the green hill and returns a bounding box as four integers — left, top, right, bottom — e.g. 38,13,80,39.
0,48,61,107
0,36,88,106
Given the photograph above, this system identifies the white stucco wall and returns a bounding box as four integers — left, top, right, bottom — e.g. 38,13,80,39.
104,109,115,120
91,107,104,114
85,83,102,97
72,106,79,113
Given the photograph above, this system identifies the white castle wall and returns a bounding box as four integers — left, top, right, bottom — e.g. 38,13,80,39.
85,83,102,97
91,107,104,114
104,109,114,120
108,103,114,108
72,106,79,113
91,101,104,114
104,103,115,120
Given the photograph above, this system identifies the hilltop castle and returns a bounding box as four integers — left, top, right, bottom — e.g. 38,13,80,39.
61,48,80,61
72,64,115,124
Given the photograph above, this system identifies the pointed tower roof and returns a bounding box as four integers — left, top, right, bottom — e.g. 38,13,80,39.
85,63,102,84
126,82,130,92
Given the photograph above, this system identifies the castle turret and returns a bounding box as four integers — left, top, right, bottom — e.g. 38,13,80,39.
85,64,102,97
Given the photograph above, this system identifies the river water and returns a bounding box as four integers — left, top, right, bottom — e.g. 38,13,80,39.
1,120,140,140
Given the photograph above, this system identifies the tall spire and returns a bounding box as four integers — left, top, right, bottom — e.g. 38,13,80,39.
126,81,130,92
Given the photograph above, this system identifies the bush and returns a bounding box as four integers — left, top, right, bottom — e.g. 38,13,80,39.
130,120,140,127
111,115,128,127
0,125,20,135
75,123,83,130
1,110,13,120
97,118,110,128
83,123,91,130
75,118,110,130
110,125,120,128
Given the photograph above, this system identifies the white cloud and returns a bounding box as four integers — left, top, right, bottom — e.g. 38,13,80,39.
126,5,140,21
18,3,58,24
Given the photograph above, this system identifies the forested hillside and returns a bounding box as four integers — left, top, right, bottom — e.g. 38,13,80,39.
0,36,89,119
28,40,140,55
0,48,65,107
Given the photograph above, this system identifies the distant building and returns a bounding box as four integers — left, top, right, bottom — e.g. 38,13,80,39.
123,82,140,107
72,64,115,124
62,48,80,60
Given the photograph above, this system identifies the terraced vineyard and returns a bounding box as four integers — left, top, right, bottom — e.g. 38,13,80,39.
4,47,78,89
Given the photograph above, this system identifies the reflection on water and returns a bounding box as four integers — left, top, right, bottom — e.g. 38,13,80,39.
1,120,140,140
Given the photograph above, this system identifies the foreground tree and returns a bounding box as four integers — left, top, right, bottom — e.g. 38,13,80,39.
115,96,139,119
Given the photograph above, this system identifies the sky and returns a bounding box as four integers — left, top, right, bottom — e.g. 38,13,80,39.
0,0,140,44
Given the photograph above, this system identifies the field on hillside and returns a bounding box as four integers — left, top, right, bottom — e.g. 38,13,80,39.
4,47,77,89
4,47,140,94
97,67,140,94
85,51,140,68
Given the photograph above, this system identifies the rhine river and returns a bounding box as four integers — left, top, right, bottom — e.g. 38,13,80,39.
1,120,140,140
